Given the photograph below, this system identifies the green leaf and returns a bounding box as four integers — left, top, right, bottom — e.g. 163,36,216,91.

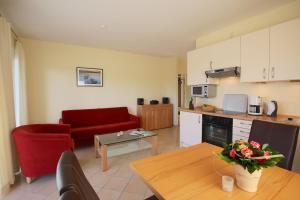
219,153,236,164
262,144,269,150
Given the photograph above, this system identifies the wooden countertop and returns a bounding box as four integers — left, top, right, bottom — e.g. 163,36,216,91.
180,108,300,127
131,143,300,200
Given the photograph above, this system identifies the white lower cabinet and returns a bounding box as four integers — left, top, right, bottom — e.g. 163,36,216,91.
180,111,202,147
232,119,252,142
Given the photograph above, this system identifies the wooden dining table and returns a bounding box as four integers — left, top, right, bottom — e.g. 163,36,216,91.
130,143,300,200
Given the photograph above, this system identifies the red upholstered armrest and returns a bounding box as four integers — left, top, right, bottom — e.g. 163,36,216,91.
129,114,140,126
15,133,74,151
34,124,71,133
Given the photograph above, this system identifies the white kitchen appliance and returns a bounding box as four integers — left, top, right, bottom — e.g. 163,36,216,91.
191,84,216,98
248,96,263,115
267,100,278,117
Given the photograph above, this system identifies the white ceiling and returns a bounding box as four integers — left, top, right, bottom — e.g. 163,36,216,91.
0,0,294,56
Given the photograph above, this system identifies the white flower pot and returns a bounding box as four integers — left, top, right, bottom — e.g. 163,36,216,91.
234,165,262,192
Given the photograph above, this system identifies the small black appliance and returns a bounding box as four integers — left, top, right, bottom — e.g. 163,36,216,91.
137,98,144,105
162,97,169,104
150,100,159,105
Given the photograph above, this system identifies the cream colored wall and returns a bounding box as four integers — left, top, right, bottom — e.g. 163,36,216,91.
196,0,300,48
21,38,178,124
199,78,300,115
194,0,300,115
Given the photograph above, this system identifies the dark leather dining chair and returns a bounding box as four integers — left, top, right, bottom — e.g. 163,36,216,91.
59,190,83,200
56,151,99,200
248,120,299,170
56,151,159,200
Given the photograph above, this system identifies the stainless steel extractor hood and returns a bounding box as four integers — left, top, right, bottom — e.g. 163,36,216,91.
205,67,241,78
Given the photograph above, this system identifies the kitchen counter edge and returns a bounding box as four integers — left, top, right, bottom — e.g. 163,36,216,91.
180,108,300,127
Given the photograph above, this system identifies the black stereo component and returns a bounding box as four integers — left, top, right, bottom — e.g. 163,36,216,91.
137,98,144,105
162,97,169,104
150,100,159,105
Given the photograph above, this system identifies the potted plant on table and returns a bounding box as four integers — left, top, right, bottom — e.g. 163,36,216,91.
219,140,284,192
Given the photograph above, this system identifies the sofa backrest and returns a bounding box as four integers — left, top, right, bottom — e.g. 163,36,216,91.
61,107,130,128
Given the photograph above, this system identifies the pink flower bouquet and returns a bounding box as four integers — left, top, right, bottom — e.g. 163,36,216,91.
219,140,284,174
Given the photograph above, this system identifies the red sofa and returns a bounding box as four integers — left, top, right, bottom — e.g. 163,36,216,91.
60,107,140,146
12,124,74,182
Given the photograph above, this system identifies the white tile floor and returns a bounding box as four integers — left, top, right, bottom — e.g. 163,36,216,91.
3,127,179,200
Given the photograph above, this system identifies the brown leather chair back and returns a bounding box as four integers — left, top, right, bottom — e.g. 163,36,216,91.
59,190,83,200
56,151,100,200
249,120,299,170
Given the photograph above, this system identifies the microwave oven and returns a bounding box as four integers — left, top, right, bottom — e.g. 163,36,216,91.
191,84,216,98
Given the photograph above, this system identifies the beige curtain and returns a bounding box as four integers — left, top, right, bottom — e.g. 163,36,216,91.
13,41,28,126
0,17,16,197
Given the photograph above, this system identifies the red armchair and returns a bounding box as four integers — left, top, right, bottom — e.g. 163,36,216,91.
12,124,74,183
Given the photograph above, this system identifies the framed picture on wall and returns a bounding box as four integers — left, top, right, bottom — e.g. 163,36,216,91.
76,67,103,87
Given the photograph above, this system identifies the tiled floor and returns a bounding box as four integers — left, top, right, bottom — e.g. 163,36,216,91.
3,127,179,200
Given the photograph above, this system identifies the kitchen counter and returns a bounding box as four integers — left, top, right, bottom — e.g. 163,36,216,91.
180,108,300,127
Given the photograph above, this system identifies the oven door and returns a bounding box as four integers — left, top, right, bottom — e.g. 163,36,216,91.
202,122,232,147
191,86,204,97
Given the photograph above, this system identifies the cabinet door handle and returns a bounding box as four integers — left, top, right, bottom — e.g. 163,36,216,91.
240,122,250,125
198,116,201,124
239,130,249,134
271,67,275,79
263,68,266,79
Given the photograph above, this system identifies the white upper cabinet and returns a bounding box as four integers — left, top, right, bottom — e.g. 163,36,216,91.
187,47,218,85
188,17,300,84
209,37,241,68
241,28,270,82
187,37,240,85
270,18,300,81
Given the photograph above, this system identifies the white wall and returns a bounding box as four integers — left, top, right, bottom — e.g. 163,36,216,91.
21,38,178,124
197,78,300,115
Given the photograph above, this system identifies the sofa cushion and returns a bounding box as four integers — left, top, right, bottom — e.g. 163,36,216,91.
62,107,130,128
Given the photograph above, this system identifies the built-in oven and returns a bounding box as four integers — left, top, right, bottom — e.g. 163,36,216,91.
202,115,232,147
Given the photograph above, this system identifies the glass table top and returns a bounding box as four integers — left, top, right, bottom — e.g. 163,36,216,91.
95,129,157,145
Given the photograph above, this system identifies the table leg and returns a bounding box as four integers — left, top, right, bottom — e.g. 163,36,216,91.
151,135,159,155
94,136,99,158
101,144,108,171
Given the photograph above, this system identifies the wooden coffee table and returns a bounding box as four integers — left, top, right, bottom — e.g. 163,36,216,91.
94,129,158,171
